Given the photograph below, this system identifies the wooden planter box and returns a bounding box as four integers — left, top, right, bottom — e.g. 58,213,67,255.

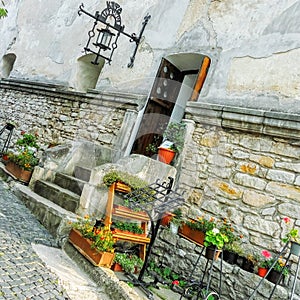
69,228,114,267
178,223,205,245
5,161,33,183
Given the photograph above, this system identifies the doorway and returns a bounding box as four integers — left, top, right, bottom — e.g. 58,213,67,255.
130,53,210,156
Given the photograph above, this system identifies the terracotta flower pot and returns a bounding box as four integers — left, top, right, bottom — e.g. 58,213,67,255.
158,147,176,164
160,212,175,227
257,267,268,277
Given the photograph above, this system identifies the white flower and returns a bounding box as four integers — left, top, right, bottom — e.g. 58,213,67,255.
212,228,219,235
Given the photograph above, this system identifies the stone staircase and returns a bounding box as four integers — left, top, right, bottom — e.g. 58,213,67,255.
11,165,92,245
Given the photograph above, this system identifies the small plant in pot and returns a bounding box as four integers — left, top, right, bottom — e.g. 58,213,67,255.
204,228,229,260
113,252,143,274
282,216,300,257
158,121,186,164
169,208,183,234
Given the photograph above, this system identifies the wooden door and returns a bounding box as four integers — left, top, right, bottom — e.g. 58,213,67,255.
190,56,210,101
131,59,184,156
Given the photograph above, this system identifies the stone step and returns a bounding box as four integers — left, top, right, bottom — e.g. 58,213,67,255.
54,172,86,196
13,183,77,246
34,180,80,213
73,165,91,182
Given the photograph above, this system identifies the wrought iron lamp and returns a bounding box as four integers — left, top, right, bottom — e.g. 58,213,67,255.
78,2,151,67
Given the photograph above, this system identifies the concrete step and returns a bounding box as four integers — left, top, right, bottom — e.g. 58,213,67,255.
13,183,77,246
34,180,80,213
54,172,86,196
73,165,91,182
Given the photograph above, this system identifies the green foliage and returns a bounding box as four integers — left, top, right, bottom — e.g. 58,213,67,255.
113,253,143,274
185,216,216,232
113,221,144,234
204,228,229,250
0,1,7,19
170,208,183,226
162,122,186,153
7,131,40,171
103,170,148,190
145,135,161,155
147,261,186,287
71,215,115,253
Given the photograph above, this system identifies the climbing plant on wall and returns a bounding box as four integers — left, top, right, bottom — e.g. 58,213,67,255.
0,1,7,19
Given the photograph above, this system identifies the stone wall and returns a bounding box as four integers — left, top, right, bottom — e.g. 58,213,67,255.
151,104,300,299
0,79,145,158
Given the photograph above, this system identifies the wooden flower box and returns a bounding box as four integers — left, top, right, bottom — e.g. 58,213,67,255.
178,223,205,246
69,228,114,267
5,161,33,183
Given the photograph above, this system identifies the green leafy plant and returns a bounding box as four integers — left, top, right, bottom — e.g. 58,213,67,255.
204,228,229,250
71,215,115,253
254,249,271,269
145,135,161,155
102,170,148,190
113,253,143,274
170,208,183,226
266,256,289,277
7,131,40,171
161,121,186,153
112,221,144,234
0,1,7,19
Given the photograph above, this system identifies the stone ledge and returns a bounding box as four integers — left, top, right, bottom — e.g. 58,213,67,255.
186,102,300,140
0,78,145,110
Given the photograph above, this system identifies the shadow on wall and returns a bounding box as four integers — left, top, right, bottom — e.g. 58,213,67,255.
74,53,105,92
1,53,16,78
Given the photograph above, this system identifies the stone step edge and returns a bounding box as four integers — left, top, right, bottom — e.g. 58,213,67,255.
63,242,144,300
36,179,81,199
13,183,78,245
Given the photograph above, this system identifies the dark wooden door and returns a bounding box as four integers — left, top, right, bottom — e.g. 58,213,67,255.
131,59,184,156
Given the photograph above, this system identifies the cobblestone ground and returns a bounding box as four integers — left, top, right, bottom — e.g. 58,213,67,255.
0,181,70,300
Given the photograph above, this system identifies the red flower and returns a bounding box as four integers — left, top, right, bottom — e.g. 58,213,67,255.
283,217,290,224
261,250,271,259
172,280,179,285
21,130,25,135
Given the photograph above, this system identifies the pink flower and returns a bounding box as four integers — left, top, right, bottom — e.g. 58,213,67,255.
261,250,271,259
283,217,290,224
172,280,179,285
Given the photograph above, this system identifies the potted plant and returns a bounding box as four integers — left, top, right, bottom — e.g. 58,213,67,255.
112,252,143,274
204,227,229,260
179,215,216,245
266,256,289,284
223,241,243,265
158,121,186,164
69,215,116,267
256,249,272,277
103,170,149,192
282,216,300,257
6,131,40,183
112,221,145,236
169,208,182,234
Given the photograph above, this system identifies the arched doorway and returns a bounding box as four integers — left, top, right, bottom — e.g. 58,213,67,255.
74,54,105,92
130,53,211,156
1,53,17,78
